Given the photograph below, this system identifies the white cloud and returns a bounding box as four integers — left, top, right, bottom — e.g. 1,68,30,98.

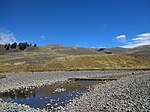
116,34,127,44
122,33,150,48
0,28,18,44
116,34,126,39
40,35,46,40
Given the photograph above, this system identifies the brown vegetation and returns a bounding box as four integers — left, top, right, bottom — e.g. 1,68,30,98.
0,44,150,73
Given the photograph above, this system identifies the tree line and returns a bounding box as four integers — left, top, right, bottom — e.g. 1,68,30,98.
3,42,37,50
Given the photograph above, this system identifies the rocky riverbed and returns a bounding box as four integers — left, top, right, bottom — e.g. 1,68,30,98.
0,100,47,112
0,70,150,111
63,73,150,112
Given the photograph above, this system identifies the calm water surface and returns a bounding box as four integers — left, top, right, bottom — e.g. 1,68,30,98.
0,80,100,110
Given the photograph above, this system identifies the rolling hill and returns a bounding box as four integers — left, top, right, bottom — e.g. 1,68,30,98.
0,44,149,72
96,45,150,55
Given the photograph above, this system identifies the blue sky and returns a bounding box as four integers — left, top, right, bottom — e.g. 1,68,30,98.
0,0,150,48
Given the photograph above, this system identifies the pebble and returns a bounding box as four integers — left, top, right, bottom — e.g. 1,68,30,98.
0,70,149,112
62,73,150,112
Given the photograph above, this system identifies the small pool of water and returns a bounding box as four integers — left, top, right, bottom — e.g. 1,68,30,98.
0,80,100,111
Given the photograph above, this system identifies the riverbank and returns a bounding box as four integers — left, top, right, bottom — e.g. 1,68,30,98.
0,70,150,111
63,73,150,111
0,100,47,112
0,70,147,92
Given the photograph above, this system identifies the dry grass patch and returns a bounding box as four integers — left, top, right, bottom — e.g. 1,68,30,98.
0,54,149,72
47,54,150,71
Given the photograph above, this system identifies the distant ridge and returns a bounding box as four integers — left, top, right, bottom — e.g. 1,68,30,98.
0,44,150,55
96,45,150,55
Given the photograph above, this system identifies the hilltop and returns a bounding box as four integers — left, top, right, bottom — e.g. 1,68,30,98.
96,45,150,55
0,44,150,72
1,44,150,55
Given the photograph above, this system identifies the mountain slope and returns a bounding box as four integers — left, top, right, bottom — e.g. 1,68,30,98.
0,44,149,72
46,54,150,71
96,45,150,55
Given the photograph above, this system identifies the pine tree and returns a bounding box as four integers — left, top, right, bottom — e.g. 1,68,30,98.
10,42,17,49
6,44,10,50
4,44,7,48
18,43,27,50
34,43,37,47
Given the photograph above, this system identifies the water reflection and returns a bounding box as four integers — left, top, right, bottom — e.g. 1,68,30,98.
0,80,100,110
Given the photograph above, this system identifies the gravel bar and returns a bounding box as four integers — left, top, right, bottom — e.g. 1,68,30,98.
0,100,47,112
0,70,149,112
63,73,150,112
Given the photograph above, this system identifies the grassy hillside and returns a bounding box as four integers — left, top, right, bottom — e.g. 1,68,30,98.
0,54,149,72
46,54,150,71
0,44,150,72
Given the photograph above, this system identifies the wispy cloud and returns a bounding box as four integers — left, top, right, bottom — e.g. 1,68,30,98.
122,33,150,48
102,24,108,29
0,28,18,44
40,35,46,40
116,34,127,44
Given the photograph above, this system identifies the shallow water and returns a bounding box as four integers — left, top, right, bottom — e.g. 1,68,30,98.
0,80,100,110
